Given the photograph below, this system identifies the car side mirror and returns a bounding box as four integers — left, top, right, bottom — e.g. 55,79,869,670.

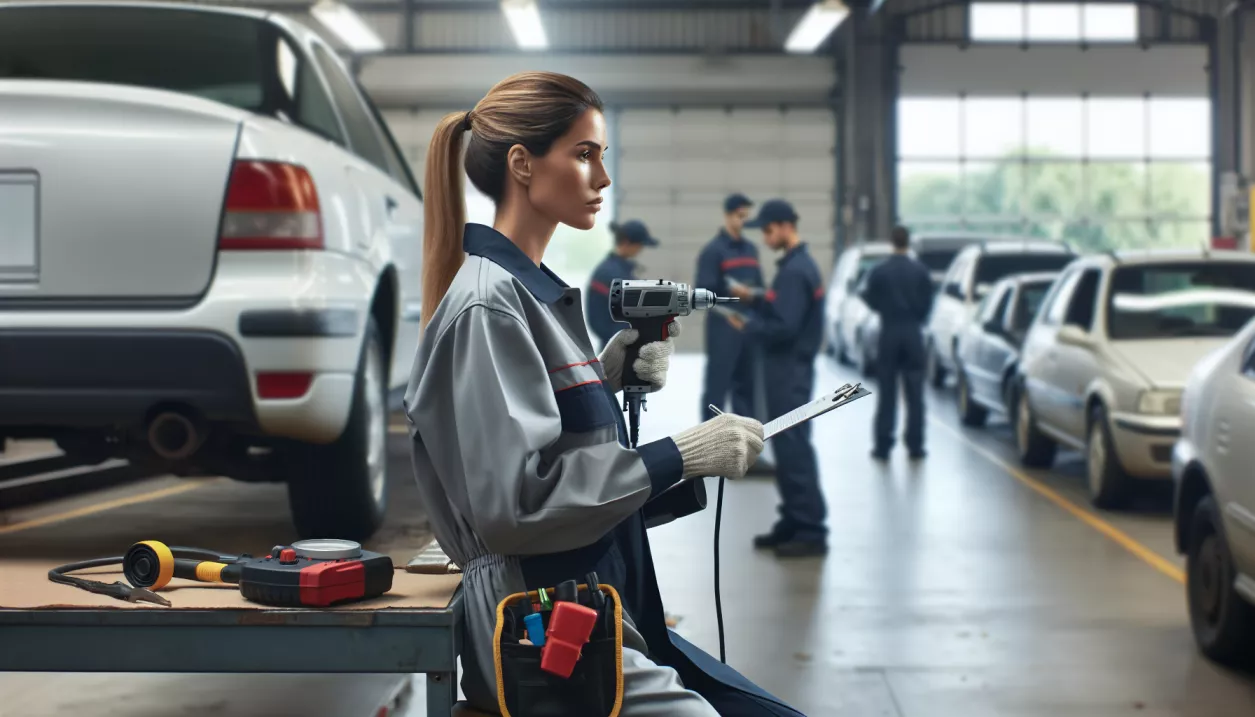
1057,324,1094,349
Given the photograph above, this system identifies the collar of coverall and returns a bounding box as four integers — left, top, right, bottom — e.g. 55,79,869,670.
777,241,809,265
463,223,568,304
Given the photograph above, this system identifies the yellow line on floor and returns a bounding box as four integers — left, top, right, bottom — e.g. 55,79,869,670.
931,419,1185,585
388,424,408,435
0,481,206,536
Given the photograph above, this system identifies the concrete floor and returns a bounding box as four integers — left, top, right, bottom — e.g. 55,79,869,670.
2,354,1254,716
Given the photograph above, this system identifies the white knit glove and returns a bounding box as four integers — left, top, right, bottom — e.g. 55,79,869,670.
599,321,681,393
672,414,765,480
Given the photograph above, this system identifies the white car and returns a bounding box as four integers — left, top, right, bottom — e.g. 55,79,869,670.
926,239,1075,388
824,242,892,364
1173,317,1255,667
0,2,425,540
1016,251,1255,509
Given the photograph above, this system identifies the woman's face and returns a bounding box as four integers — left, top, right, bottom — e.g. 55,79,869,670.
528,109,611,231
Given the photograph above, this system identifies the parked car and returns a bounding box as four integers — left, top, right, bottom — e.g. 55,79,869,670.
0,3,425,540
1173,316,1255,667
1016,251,1255,509
825,242,893,363
926,240,1076,388
953,272,1058,427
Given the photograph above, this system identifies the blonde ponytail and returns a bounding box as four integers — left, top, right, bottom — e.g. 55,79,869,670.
420,112,469,330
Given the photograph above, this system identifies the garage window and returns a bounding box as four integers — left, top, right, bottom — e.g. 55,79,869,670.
969,3,1138,43
898,94,1211,252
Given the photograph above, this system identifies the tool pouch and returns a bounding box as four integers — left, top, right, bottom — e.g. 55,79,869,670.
493,584,623,717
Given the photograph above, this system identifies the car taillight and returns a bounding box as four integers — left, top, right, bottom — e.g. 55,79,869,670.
256,372,314,400
219,161,322,250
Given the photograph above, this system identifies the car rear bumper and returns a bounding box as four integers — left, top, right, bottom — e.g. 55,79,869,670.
1110,412,1181,478
0,252,375,443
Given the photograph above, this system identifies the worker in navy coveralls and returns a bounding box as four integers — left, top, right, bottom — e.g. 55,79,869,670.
585,219,660,350
726,199,829,558
696,194,764,420
861,225,933,461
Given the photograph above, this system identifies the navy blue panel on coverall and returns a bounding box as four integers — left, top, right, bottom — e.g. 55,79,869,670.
586,252,637,350
747,244,827,542
696,229,764,419
861,253,934,454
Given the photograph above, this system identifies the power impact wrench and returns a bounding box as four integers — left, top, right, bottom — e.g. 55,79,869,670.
608,278,738,448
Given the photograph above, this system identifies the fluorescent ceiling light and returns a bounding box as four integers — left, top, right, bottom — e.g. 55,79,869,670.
785,0,850,54
502,0,548,51
311,0,385,53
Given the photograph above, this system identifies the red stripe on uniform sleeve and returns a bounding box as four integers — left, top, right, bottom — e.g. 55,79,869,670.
720,257,760,271
590,280,610,295
766,289,778,302
813,287,825,300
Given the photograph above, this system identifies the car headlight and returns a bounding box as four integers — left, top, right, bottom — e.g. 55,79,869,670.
1137,389,1182,416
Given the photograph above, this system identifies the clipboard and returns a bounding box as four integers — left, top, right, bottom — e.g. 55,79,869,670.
761,383,872,440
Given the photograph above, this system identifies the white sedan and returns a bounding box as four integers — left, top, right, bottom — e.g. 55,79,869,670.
0,2,425,540
1173,317,1255,667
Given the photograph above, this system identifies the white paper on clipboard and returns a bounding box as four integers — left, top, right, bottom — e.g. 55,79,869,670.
763,383,872,440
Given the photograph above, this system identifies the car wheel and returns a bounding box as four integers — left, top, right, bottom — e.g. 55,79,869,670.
1187,495,1255,666
1086,406,1133,510
956,366,988,428
927,344,947,389
1015,387,1056,468
283,317,389,541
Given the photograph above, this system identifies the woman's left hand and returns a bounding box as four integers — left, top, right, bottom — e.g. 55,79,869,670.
599,320,682,393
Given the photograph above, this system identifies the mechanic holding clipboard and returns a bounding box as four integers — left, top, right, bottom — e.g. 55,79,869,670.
721,199,831,558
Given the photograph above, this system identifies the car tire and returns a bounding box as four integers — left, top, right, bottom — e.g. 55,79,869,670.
956,366,988,428
1015,387,1056,468
927,344,947,389
1086,406,1133,510
283,317,389,542
1187,495,1255,667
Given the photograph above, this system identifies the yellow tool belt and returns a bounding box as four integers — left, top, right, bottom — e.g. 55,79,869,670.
492,583,624,717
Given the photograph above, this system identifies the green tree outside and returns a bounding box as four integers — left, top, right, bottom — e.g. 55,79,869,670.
899,151,1210,252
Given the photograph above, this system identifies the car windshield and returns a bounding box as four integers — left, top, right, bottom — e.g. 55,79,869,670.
916,249,959,273
1013,282,1053,330
1106,262,1255,340
973,253,1073,296
0,7,273,112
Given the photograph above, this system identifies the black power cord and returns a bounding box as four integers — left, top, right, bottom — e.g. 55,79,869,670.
714,475,726,663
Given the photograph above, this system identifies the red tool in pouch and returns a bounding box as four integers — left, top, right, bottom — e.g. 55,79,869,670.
540,601,599,678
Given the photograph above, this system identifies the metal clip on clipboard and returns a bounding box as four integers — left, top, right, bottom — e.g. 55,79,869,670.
709,382,871,440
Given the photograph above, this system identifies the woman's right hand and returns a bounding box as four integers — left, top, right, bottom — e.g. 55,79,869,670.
671,413,764,480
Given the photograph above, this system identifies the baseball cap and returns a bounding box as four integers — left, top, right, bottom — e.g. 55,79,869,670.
743,199,799,229
724,193,753,214
611,220,660,247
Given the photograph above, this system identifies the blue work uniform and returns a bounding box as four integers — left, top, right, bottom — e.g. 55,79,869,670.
406,224,805,717
748,243,827,543
695,229,765,419
861,253,934,455
586,252,637,350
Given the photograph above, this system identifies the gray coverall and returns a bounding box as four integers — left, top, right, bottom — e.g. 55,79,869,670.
403,223,718,715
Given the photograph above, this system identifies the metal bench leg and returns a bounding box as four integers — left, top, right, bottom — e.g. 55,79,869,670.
426,671,456,716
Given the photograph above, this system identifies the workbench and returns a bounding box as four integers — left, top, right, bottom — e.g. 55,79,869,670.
0,562,465,716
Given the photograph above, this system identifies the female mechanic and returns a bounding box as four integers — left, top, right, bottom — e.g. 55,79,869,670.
403,72,805,716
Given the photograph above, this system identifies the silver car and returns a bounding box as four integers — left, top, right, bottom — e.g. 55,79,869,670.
1016,250,1255,509
1173,317,1255,666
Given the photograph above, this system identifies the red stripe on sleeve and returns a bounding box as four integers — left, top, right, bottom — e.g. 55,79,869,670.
590,280,610,295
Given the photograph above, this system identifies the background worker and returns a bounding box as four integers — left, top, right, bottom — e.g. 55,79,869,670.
727,199,828,558
861,225,934,461
585,219,660,350
695,193,763,420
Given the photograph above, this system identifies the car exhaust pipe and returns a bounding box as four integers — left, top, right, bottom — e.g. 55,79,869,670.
147,411,203,461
